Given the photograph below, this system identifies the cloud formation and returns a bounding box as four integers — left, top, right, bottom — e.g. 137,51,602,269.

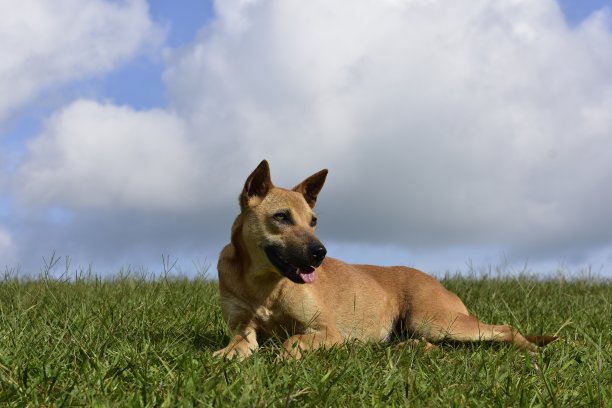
0,0,161,120
17,100,201,211
0,225,16,259
7,0,612,273
165,0,612,260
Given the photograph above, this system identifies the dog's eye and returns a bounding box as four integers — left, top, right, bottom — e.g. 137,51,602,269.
310,216,317,227
273,211,293,224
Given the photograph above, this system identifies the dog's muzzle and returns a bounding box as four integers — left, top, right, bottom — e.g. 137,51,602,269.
265,242,326,284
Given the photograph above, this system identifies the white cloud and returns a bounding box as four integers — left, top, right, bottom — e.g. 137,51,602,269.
16,100,203,211
162,0,612,257
11,0,612,272
0,0,162,120
0,225,16,260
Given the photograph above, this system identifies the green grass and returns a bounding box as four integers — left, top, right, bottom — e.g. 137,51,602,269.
0,267,610,406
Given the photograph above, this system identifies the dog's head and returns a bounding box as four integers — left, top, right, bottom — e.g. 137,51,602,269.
237,160,328,284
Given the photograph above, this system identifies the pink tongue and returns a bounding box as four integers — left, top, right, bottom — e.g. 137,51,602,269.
299,266,316,284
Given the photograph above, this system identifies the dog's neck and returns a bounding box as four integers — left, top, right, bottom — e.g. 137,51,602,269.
229,213,249,270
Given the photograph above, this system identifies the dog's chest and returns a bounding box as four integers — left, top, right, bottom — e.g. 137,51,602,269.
252,297,312,336
254,304,275,323
254,305,302,336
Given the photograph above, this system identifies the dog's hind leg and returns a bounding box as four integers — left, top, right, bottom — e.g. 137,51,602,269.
414,313,547,352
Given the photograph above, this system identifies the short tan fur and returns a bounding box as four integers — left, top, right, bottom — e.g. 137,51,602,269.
214,160,557,360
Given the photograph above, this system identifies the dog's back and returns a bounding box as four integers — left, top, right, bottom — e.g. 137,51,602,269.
214,161,557,360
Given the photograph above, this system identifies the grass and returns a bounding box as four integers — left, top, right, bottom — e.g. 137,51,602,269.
0,263,610,406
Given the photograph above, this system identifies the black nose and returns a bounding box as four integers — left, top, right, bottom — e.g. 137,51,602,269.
309,244,327,266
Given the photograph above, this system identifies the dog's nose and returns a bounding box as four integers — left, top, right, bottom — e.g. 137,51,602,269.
310,244,327,265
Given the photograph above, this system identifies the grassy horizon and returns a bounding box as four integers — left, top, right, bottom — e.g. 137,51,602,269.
0,266,610,406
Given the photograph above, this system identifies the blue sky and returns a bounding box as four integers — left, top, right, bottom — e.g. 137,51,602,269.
2,0,612,278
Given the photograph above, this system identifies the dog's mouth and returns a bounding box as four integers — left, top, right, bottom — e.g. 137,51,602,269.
264,246,316,284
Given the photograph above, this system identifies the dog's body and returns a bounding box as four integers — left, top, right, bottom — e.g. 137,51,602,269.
214,161,555,359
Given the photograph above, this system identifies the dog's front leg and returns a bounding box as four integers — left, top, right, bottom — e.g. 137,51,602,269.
282,328,342,359
213,322,259,361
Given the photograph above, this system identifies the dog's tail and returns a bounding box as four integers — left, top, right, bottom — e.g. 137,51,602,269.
525,335,559,347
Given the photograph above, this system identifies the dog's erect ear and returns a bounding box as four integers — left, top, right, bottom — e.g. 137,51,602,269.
240,160,273,210
292,169,328,208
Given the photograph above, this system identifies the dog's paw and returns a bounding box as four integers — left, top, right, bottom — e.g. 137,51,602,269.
213,346,251,361
281,339,304,360
395,338,438,352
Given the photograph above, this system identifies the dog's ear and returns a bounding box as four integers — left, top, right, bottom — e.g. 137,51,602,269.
293,169,328,208
240,160,273,210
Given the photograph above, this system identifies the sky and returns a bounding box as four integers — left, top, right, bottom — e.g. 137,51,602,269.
1,0,612,279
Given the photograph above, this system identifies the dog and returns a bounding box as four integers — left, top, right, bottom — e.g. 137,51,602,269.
213,160,557,360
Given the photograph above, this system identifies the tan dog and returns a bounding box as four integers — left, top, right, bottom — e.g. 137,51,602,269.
214,160,556,360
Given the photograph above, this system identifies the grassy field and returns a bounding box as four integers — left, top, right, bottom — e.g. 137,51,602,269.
0,265,610,406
